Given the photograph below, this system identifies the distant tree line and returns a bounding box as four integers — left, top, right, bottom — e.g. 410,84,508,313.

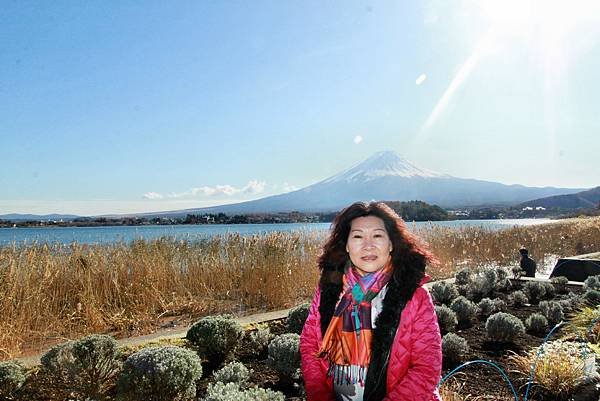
181,211,327,225
5,199,596,228
384,200,449,221
0,212,329,228
1,200,452,228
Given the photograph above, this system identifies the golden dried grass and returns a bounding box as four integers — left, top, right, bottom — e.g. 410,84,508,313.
0,232,323,359
563,305,600,343
509,341,586,399
417,216,600,279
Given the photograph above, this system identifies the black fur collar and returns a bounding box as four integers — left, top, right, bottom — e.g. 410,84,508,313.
318,276,416,401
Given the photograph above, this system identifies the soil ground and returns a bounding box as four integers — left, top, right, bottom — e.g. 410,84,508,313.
438,282,598,401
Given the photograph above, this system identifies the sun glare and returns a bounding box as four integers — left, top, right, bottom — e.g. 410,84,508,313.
478,0,600,157
478,0,600,61
481,0,600,32
478,0,600,57
479,0,533,34
420,0,600,134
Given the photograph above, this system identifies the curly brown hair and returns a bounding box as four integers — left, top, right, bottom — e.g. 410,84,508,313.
318,201,437,286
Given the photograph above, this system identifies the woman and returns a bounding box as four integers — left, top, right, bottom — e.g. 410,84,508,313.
300,202,442,401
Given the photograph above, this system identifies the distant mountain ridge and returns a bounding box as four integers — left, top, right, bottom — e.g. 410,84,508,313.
2,152,589,220
139,151,585,218
519,186,600,209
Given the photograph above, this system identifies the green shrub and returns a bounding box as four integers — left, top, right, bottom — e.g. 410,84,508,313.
493,298,507,312
117,346,202,401
583,290,600,306
495,267,509,282
456,284,468,297
496,278,513,293
525,313,548,335
186,315,244,364
40,335,122,400
450,296,477,325
454,267,471,286
551,276,569,294
267,334,301,379
244,328,273,358
477,298,496,318
524,281,546,304
486,312,525,342
287,303,310,334
509,290,529,306
204,382,285,401
483,269,498,288
40,340,76,397
442,333,469,366
541,282,556,300
466,270,496,301
71,335,122,396
583,275,600,292
431,281,459,305
40,340,75,371
558,298,575,313
213,362,252,387
435,305,457,334
478,298,506,318
539,301,564,326
0,361,27,400
511,265,522,279
568,291,583,305
465,282,485,301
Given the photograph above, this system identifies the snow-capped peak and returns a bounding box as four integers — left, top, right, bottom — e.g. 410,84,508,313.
323,151,449,183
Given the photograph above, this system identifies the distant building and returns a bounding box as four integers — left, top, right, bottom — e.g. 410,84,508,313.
448,210,469,216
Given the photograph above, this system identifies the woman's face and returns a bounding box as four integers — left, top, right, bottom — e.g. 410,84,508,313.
346,215,393,275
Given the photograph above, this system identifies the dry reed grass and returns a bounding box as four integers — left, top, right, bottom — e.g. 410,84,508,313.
565,305,600,338
0,232,323,360
416,216,600,278
508,341,586,399
1,216,599,360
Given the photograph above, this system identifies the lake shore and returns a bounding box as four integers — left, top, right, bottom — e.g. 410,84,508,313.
1,218,555,246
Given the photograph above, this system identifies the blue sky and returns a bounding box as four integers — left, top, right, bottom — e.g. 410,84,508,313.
1,0,599,215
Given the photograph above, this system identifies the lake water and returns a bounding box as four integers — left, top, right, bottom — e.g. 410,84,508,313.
0,218,554,246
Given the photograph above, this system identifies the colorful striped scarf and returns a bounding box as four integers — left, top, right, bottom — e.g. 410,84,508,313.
318,258,393,384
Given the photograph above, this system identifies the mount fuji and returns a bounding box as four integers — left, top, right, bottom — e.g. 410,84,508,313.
146,151,584,217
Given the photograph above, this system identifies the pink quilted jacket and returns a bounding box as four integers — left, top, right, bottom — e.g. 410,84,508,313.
300,280,442,401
